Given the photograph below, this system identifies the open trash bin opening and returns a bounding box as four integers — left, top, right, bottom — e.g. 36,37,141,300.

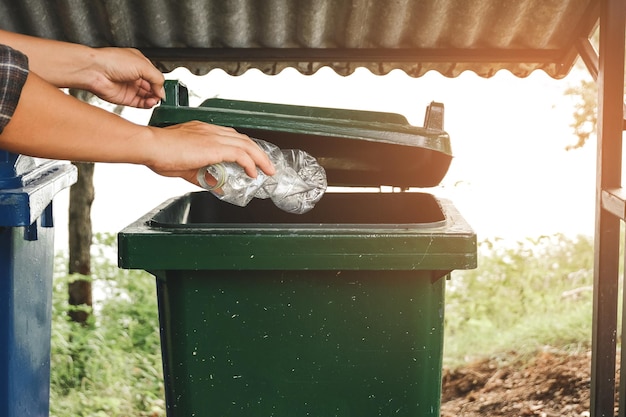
151,191,446,226
118,80,476,417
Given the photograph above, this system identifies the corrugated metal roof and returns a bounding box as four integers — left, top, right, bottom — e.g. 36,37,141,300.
0,0,599,79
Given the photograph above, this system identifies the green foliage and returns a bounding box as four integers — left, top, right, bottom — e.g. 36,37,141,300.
563,26,626,150
50,233,164,417
565,79,597,150
444,234,595,367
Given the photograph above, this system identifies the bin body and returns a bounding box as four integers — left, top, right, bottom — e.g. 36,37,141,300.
0,152,77,417
157,269,445,416
119,191,476,417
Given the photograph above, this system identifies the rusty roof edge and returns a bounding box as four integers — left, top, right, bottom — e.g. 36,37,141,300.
143,47,581,79
141,47,569,64
150,61,571,80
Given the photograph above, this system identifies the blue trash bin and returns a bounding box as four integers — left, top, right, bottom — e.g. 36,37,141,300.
0,151,77,417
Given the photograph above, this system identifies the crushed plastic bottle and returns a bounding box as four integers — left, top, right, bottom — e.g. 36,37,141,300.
197,138,327,214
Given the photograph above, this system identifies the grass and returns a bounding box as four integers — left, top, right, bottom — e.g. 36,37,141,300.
50,234,164,417
444,234,596,367
48,232,598,415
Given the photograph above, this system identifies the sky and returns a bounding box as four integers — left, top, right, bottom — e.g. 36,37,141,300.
52,65,599,251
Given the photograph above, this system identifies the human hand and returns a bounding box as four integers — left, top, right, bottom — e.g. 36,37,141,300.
0,30,165,107
144,121,276,186
88,47,165,108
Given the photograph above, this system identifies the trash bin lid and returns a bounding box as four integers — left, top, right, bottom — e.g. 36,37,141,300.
0,152,78,226
149,80,452,188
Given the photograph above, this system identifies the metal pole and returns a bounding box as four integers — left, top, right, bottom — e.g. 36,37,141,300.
591,0,626,416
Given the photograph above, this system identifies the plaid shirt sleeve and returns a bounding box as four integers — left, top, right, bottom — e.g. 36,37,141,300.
0,44,29,134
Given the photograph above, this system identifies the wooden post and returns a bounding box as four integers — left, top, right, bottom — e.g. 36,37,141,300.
591,0,626,416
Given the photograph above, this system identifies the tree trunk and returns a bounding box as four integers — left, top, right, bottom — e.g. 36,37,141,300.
68,161,94,324
66,88,124,325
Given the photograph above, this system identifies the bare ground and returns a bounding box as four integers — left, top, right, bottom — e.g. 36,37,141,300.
441,348,616,417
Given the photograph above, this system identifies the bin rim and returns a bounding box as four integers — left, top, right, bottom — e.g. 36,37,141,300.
118,192,477,272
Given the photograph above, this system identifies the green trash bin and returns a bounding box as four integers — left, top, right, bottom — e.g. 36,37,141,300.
118,81,476,417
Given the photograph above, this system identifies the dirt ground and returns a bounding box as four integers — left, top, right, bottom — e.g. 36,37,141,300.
441,348,617,417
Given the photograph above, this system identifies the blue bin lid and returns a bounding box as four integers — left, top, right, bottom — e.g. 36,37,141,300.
0,152,77,226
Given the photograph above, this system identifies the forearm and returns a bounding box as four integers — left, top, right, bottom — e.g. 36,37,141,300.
0,29,100,90
0,31,274,185
0,71,152,164
1,29,165,109
0,71,276,182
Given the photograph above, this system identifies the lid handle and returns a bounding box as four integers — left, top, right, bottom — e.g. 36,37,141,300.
163,80,189,107
424,102,444,131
